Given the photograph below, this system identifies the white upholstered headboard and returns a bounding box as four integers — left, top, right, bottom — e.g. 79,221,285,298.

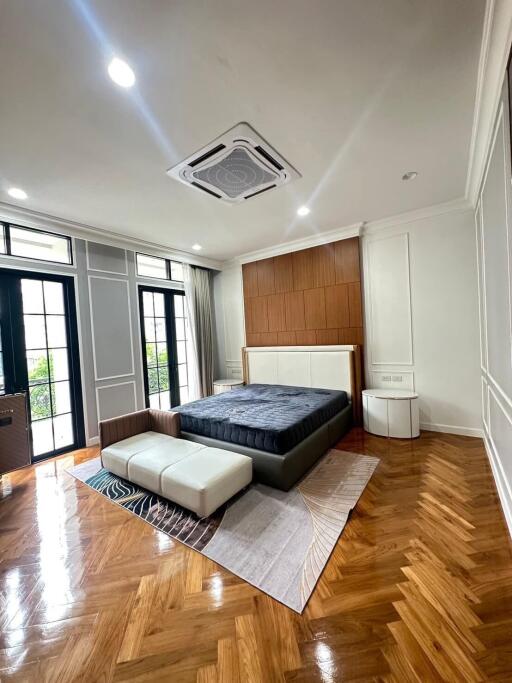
242,345,357,402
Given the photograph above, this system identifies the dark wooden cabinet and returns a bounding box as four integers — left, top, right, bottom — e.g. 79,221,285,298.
0,393,31,475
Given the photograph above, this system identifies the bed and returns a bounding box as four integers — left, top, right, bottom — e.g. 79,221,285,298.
176,345,362,490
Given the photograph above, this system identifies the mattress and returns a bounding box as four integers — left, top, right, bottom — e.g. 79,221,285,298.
175,384,349,455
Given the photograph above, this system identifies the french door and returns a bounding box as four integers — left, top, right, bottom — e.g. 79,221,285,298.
0,270,85,460
139,286,190,409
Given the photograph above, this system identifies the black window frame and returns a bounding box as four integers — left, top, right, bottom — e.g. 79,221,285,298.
136,252,184,282
0,268,85,461
138,285,186,409
0,222,73,266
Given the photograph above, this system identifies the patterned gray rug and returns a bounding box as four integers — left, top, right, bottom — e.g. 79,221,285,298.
68,449,378,613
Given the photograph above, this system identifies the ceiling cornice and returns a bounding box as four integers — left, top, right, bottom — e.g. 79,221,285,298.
222,196,472,268
231,222,362,265
0,201,223,270
361,197,472,236
465,0,512,205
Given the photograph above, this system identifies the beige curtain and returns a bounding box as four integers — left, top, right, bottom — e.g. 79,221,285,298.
183,264,214,399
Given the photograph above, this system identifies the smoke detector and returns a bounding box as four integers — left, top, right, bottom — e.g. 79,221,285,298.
166,122,301,202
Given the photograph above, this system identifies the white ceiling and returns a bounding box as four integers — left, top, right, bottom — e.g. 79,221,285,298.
0,0,484,261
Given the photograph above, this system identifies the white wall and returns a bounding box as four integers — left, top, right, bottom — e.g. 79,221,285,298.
476,79,512,536
213,264,245,381
362,209,481,436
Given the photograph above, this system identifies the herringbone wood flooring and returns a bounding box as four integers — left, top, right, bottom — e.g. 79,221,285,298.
0,429,511,682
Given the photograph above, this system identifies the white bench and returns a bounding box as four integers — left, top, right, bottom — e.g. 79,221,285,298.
99,409,252,517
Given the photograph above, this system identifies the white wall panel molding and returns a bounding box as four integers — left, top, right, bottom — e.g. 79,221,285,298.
96,381,138,422
364,232,413,367
466,0,512,205
477,77,512,539
88,275,135,381
86,241,128,276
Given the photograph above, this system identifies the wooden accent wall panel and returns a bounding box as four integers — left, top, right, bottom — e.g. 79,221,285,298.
242,236,363,347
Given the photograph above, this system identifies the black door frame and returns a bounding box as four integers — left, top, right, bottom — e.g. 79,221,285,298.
0,268,85,461
138,285,185,409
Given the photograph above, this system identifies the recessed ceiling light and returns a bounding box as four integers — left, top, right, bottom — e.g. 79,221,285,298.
402,171,418,181
108,57,135,88
7,187,28,200
297,206,310,216
192,243,202,251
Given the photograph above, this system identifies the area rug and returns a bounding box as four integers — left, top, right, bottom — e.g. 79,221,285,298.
67,449,378,612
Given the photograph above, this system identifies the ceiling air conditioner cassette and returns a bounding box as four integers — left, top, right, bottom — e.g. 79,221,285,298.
166,122,301,202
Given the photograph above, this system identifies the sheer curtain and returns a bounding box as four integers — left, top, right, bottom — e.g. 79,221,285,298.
183,264,214,400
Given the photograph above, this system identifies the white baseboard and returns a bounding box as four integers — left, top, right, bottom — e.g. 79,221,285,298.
484,432,512,539
420,422,484,438
86,436,99,447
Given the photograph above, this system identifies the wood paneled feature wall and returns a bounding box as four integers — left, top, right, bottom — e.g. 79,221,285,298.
242,237,363,347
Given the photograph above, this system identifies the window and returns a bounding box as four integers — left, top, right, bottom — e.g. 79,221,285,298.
136,252,184,282
173,293,190,404
0,223,72,265
139,287,190,407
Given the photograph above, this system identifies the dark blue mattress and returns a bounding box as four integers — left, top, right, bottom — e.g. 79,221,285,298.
175,384,349,455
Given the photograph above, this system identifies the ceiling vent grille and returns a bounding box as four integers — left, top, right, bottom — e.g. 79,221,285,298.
166,122,301,202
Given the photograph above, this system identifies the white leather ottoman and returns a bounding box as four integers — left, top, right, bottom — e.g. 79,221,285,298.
101,432,252,517
161,447,252,517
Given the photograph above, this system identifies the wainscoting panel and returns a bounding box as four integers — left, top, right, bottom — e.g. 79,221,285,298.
366,233,413,366
477,83,512,538
96,381,137,422
86,241,128,275
242,237,363,347
89,276,135,380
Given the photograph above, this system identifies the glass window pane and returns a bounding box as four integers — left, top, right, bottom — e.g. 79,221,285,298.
177,341,187,365
174,295,184,317
145,342,157,368
0,224,5,254
52,381,71,415
158,367,169,391
170,262,183,282
53,413,73,449
10,226,71,264
149,393,160,409
144,317,156,343
159,391,170,411
148,367,159,393
179,386,189,405
24,315,46,350
136,254,167,279
32,418,53,456
46,316,67,348
43,281,65,314
21,279,44,313
175,318,185,341
27,349,49,385
49,348,69,381
155,318,166,342
30,384,52,420
178,363,188,387
142,291,154,317
153,293,165,317
156,342,168,366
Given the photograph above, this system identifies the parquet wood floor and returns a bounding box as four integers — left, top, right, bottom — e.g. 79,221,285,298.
0,428,511,682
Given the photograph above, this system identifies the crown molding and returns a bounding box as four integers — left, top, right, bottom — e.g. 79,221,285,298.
232,222,362,265
465,0,512,205
0,201,223,271
361,196,472,236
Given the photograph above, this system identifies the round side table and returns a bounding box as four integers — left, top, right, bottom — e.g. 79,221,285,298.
362,389,419,439
213,379,244,395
